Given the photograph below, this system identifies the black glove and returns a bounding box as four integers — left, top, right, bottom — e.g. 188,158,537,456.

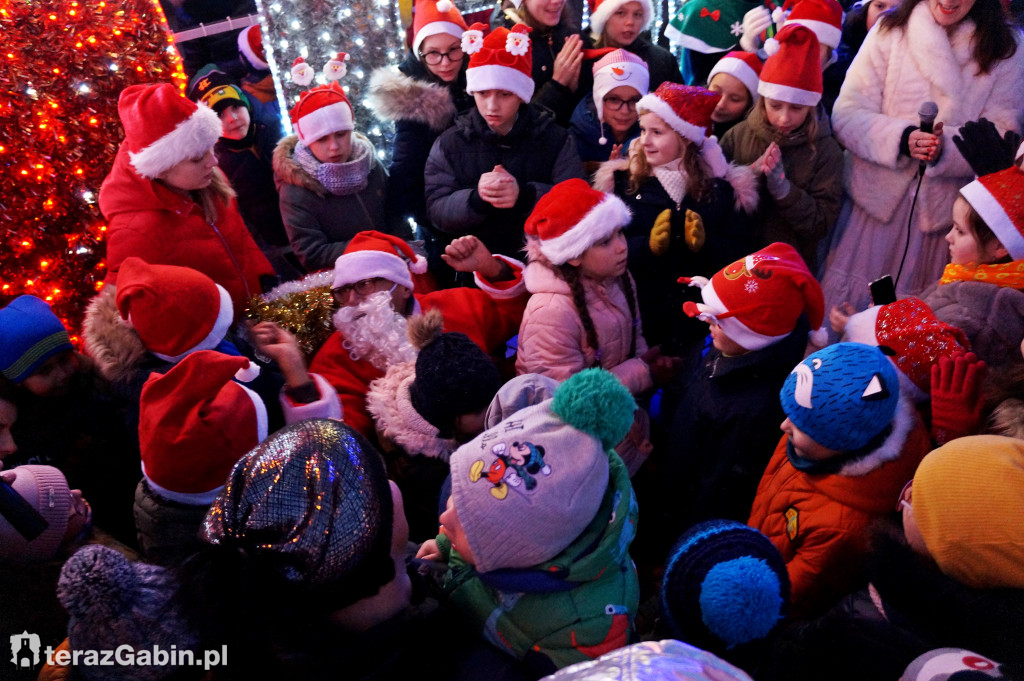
952,117,1021,177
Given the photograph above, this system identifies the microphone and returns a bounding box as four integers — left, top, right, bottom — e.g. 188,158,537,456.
918,101,938,174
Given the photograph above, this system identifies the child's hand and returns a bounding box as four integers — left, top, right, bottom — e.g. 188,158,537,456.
441,235,511,280
762,144,790,199
478,165,519,209
829,302,856,334
739,5,772,52
909,122,943,164
552,34,583,92
608,143,624,161
415,539,442,562
641,346,682,386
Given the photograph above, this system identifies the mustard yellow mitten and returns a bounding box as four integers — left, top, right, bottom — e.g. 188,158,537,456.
649,209,672,256
685,209,705,252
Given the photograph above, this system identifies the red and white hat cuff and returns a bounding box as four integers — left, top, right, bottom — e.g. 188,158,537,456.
785,19,841,48
129,104,222,179
537,194,632,265
295,101,354,145
638,93,707,144
333,250,417,290
757,80,821,107
962,180,1024,260
709,57,761,101
135,284,234,363
466,64,535,104
143,382,268,506
589,0,653,37
414,21,469,56
700,280,787,351
238,25,269,70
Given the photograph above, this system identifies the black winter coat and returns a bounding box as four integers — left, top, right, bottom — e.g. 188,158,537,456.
424,103,584,259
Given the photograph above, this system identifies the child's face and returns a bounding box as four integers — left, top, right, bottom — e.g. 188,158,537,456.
439,495,477,565
473,90,521,136
420,33,464,83
898,481,931,558
308,129,353,165
525,0,566,27
709,322,748,356
603,1,645,47
708,73,751,124
21,350,79,398
602,85,642,136
764,98,812,136
865,0,899,30
781,417,841,461
639,112,685,167
568,228,628,280
946,196,1006,266
0,399,16,462
219,104,251,141
157,148,217,192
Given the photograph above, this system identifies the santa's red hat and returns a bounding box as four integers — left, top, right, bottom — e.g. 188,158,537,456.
525,179,632,265
684,242,824,351
637,82,730,176
588,0,653,38
960,166,1024,260
237,24,269,71
759,24,823,107
117,83,222,180
784,0,843,49
115,258,233,363
332,231,429,290
289,81,354,145
139,350,268,505
844,297,970,396
708,51,763,103
464,25,535,103
413,0,469,59
591,49,650,144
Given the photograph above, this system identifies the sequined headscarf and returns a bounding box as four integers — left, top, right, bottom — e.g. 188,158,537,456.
201,418,394,609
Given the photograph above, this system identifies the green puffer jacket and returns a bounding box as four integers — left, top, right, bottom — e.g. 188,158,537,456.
436,450,639,673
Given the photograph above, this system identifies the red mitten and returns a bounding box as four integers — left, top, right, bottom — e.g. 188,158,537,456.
930,351,988,445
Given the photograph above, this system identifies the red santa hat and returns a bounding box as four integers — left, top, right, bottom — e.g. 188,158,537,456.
708,51,763,103
683,242,824,351
759,24,823,107
139,350,268,505
843,297,970,396
464,24,535,104
412,0,470,59
114,257,233,363
525,178,632,265
588,0,654,38
591,49,650,144
289,80,354,145
637,82,730,177
117,83,222,180
960,166,1024,260
783,0,843,49
237,24,269,71
332,231,429,291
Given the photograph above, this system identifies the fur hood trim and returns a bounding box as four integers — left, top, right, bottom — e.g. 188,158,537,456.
82,285,148,384
366,360,457,460
839,394,918,477
272,132,375,197
591,157,629,193
367,67,456,131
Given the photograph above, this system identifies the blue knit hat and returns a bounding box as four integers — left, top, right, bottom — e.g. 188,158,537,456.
780,342,900,452
0,295,74,383
662,520,789,652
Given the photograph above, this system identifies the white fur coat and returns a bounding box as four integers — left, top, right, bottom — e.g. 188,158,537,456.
832,3,1024,231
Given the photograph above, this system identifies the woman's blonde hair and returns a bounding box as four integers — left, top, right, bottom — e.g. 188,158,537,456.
627,115,713,201
192,170,236,225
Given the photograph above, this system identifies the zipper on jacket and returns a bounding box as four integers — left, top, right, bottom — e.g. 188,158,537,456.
208,219,252,302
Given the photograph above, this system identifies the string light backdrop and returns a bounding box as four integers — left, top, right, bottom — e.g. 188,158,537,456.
0,0,186,338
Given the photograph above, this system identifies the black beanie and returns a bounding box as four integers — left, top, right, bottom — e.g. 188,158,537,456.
408,332,501,436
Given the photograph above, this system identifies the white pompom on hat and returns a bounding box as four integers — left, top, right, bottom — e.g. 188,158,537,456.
332,230,429,291
591,48,650,145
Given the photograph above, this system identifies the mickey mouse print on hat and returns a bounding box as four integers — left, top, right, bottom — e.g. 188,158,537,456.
462,23,535,104
288,52,354,145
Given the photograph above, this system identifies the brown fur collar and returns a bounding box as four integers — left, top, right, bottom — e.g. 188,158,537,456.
367,66,457,132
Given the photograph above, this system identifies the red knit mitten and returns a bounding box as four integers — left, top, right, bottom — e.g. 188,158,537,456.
930,351,987,445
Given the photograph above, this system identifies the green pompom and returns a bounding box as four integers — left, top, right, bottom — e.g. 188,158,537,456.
551,369,636,449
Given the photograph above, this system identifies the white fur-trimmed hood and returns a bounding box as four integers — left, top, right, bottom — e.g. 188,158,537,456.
366,66,457,132
366,360,458,460
838,394,919,477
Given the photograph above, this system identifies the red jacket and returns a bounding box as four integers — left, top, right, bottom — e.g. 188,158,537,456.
99,147,274,319
310,262,528,438
748,398,931,619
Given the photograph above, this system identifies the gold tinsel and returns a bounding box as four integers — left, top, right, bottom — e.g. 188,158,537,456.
247,286,336,361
